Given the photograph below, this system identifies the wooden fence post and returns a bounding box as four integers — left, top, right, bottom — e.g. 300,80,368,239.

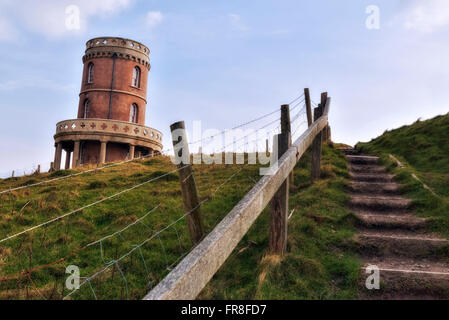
269,105,291,255
320,93,329,143
304,88,313,127
170,121,205,245
311,93,327,181
281,104,294,185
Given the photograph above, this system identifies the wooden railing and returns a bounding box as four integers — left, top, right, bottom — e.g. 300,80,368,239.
144,91,331,300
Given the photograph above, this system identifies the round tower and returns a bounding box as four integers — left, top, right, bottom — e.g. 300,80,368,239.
53,37,163,170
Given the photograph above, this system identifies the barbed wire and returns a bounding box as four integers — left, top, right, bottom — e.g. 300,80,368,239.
290,104,307,124
0,93,304,195
0,166,189,244
0,205,161,283
288,92,305,105
216,117,281,154
63,163,251,300
292,120,309,140
0,163,254,296
0,153,162,196
0,91,306,299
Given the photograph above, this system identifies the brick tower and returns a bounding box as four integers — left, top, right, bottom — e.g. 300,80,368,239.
53,37,163,170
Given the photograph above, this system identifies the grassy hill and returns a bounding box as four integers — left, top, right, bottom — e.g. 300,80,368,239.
356,112,449,237
0,144,361,300
0,156,263,299
5,108,447,301
199,144,360,300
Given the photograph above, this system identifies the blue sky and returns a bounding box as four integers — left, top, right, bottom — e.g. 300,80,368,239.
0,0,448,176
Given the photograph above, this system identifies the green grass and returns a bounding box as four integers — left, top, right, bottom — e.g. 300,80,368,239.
356,112,449,238
0,144,360,300
198,143,361,300
0,156,262,300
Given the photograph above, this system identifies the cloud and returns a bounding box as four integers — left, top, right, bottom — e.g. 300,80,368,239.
0,0,133,39
229,14,249,32
399,0,449,33
146,11,164,29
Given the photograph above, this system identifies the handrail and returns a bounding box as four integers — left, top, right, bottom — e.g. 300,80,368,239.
144,98,331,300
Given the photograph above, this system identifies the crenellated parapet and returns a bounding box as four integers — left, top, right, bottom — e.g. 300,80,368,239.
82,37,151,70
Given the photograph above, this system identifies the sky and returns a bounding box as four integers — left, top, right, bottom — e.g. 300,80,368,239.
0,0,448,177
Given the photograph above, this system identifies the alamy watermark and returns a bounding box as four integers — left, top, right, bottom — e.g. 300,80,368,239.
365,265,380,290
65,265,80,291
170,121,281,176
65,5,81,31
366,5,380,30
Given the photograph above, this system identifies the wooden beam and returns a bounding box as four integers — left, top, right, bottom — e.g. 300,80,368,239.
144,100,330,300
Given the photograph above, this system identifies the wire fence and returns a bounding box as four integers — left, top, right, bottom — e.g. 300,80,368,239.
0,91,304,196
0,90,313,300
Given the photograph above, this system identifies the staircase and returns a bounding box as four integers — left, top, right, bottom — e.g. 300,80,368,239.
344,149,449,300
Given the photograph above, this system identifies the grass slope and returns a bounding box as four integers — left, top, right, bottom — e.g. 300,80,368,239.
199,144,361,300
0,144,360,300
0,156,262,299
356,112,449,238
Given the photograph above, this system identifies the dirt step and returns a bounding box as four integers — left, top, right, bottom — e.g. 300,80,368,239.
357,231,449,258
357,228,436,238
350,165,388,174
348,181,402,195
359,257,449,299
354,213,427,230
349,172,395,183
350,195,411,211
341,148,357,155
347,155,379,165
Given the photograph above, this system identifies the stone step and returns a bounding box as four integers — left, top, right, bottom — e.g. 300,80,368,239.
347,155,379,165
348,181,402,195
350,195,412,211
354,213,427,230
357,231,449,258
349,172,395,183
349,165,387,174
341,149,358,155
359,257,449,299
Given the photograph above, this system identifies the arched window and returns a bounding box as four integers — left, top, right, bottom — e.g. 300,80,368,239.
87,63,94,83
132,66,141,88
83,100,90,119
129,103,138,123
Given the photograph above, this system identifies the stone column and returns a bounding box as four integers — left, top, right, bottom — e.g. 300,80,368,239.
72,141,80,168
54,143,63,171
65,150,71,170
129,144,135,159
100,141,107,164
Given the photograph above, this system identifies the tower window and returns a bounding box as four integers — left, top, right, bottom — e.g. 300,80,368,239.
130,103,138,123
83,100,90,119
132,66,141,88
87,63,94,84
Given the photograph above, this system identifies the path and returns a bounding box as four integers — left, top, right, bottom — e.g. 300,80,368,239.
344,149,449,300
